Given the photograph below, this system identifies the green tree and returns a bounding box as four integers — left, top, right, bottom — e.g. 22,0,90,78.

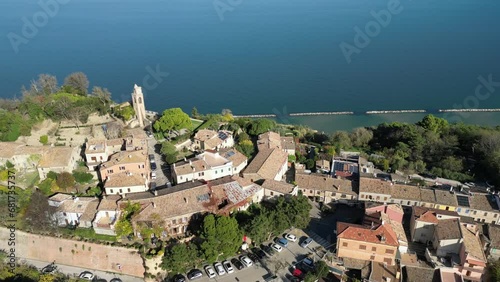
114,105,135,121
161,141,178,164
115,201,141,237
39,135,49,145
72,170,93,183
305,159,315,170
191,107,199,118
46,171,58,180
330,131,352,151
237,131,250,142
161,243,199,273
236,140,254,158
418,114,449,134
200,214,243,262
247,119,276,136
154,108,192,135
63,72,89,95
56,172,75,190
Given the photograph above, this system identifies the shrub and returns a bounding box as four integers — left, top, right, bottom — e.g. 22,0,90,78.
56,172,75,190
47,171,58,180
39,135,49,145
72,171,93,183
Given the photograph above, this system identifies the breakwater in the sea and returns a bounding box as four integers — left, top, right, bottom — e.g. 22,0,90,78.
231,108,500,118
289,111,354,116
438,108,500,113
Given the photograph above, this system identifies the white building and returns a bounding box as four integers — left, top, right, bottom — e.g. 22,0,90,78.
48,193,98,228
172,151,235,184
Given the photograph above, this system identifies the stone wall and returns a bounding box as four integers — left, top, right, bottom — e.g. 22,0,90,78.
0,227,144,278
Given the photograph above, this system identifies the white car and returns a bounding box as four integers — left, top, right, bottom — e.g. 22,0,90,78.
214,262,226,275
204,265,216,278
78,271,94,280
240,256,253,267
285,233,297,242
271,243,283,253
151,171,157,179
222,260,234,274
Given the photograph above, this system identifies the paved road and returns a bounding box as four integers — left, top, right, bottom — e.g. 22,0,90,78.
21,258,143,282
147,135,172,189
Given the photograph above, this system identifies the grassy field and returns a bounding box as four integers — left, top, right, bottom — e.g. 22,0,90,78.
190,119,204,131
57,227,117,242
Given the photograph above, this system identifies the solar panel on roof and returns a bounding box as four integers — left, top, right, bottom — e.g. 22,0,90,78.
456,195,470,207
226,151,235,157
218,132,228,140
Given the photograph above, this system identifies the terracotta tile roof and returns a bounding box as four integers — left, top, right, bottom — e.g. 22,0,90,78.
261,179,295,194
208,176,258,205
337,222,399,246
86,139,106,153
412,206,459,224
100,150,147,169
104,172,146,188
370,262,398,282
434,189,458,206
106,138,124,147
194,129,218,142
461,224,487,262
257,132,282,150
487,225,500,249
219,148,248,167
243,148,287,180
469,194,499,212
403,266,438,282
124,128,148,140
380,213,408,246
0,142,26,158
38,147,77,168
97,195,122,211
49,193,73,203
174,151,232,176
420,188,436,203
435,218,462,240
296,173,357,195
59,197,98,214
130,183,212,221
280,136,295,151
80,200,99,222
359,177,392,195
390,183,422,201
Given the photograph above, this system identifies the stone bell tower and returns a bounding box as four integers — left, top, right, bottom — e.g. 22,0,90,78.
131,84,146,127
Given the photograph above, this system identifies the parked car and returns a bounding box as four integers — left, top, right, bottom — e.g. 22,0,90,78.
214,262,226,275
240,255,253,267
251,247,267,259
300,237,313,248
151,162,157,170
275,237,289,247
173,273,187,282
95,279,107,282
110,279,123,282
204,265,216,278
302,258,315,269
150,182,157,190
149,154,155,162
285,233,297,242
222,260,234,274
78,271,95,280
187,269,203,280
247,252,259,262
151,171,157,179
146,131,153,138
231,258,244,270
261,244,275,256
41,262,57,274
270,243,283,252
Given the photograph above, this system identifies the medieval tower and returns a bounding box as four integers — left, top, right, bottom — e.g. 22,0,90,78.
132,84,146,127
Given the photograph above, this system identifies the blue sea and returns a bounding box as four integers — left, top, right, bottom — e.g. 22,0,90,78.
1,0,500,132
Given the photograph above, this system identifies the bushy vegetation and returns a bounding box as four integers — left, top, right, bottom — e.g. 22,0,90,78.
39,135,49,145
112,105,135,121
153,108,192,137
0,72,112,141
115,201,141,237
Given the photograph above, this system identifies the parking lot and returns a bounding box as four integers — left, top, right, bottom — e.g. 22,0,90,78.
147,136,172,189
180,229,325,282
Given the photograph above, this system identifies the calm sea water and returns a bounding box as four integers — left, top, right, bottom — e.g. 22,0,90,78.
1,0,500,131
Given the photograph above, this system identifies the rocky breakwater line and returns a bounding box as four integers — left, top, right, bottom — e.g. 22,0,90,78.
365,109,427,114
289,111,354,116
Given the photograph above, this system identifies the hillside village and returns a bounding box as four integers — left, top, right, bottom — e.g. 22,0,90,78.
2,84,500,282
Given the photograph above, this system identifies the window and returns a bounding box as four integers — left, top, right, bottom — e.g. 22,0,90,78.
361,195,365,199
376,196,380,200
332,192,336,197
457,208,461,212
63,212,67,216
484,212,488,216
466,271,471,277
342,242,348,247
317,191,320,195
445,206,450,211
127,188,131,192
107,169,114,174
270,192,274,196
310,190,313,194
474,211,477,215
384,197,387,201
371,246,376,252
215,171,217,174
383,258,392,264
465,209,470,214
172,219,177,224
495,214,498,218
180,176,183,180
119,166,125,170
341,194,346,198
407,201,410,205
370,255,375,261
110,189,113,194
359,245,366,250
385,249,394,254
221,169,223,173
228,168,230,171
119,189,123,193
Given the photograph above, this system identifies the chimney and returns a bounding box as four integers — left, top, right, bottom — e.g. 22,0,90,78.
152,202,156,208
184,197,188,204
